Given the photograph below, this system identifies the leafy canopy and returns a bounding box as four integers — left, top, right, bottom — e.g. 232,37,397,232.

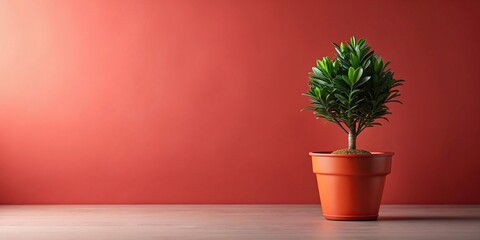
303,37,404,136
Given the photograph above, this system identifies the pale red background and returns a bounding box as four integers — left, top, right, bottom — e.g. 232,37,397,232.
0,0,479,204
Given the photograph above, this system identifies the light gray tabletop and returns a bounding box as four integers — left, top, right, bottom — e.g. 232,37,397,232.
0,204,479,239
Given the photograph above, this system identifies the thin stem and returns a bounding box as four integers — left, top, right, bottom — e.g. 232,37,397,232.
333,118,348,134
357,121,365,134
357,126,366,135
356,121,367,135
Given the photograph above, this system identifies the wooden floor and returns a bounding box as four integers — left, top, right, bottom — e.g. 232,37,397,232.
0,205,479,239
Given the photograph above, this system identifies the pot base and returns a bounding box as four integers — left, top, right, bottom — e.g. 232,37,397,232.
323,214,378,221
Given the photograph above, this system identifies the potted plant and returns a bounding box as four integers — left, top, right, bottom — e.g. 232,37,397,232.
303,37,404,220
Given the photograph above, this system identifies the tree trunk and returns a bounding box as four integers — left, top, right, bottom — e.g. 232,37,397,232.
348,128,357,150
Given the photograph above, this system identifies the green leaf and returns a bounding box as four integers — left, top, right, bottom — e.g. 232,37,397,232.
373,58,381,73
387,100,403,104
355,47,361,58
350,53,359,67
310,77,329,86
363,60,371,69
387,93,401,101
384,60,391,70
333,43,343,56
349,89,361,98
337,77,352,90
355,76,371,87
361,51,374,63
332,61,339,72
357,38,366,47
317,60,326,71
348,67,355,82
312,67,323,77
353,67,363,82
334,93,348,103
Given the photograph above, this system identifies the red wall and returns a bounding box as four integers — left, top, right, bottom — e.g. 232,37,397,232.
0,0,479,204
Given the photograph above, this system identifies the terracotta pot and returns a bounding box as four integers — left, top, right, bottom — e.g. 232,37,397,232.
310,152,393,221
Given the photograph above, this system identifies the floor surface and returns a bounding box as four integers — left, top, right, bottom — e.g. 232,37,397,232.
0,205,479,239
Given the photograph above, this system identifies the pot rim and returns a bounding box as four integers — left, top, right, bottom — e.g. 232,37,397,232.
309,151,394,157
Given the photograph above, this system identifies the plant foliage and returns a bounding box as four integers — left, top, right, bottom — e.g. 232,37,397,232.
303,37,404,147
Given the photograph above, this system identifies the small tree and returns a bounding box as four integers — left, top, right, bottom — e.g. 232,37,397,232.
303,37,404,153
